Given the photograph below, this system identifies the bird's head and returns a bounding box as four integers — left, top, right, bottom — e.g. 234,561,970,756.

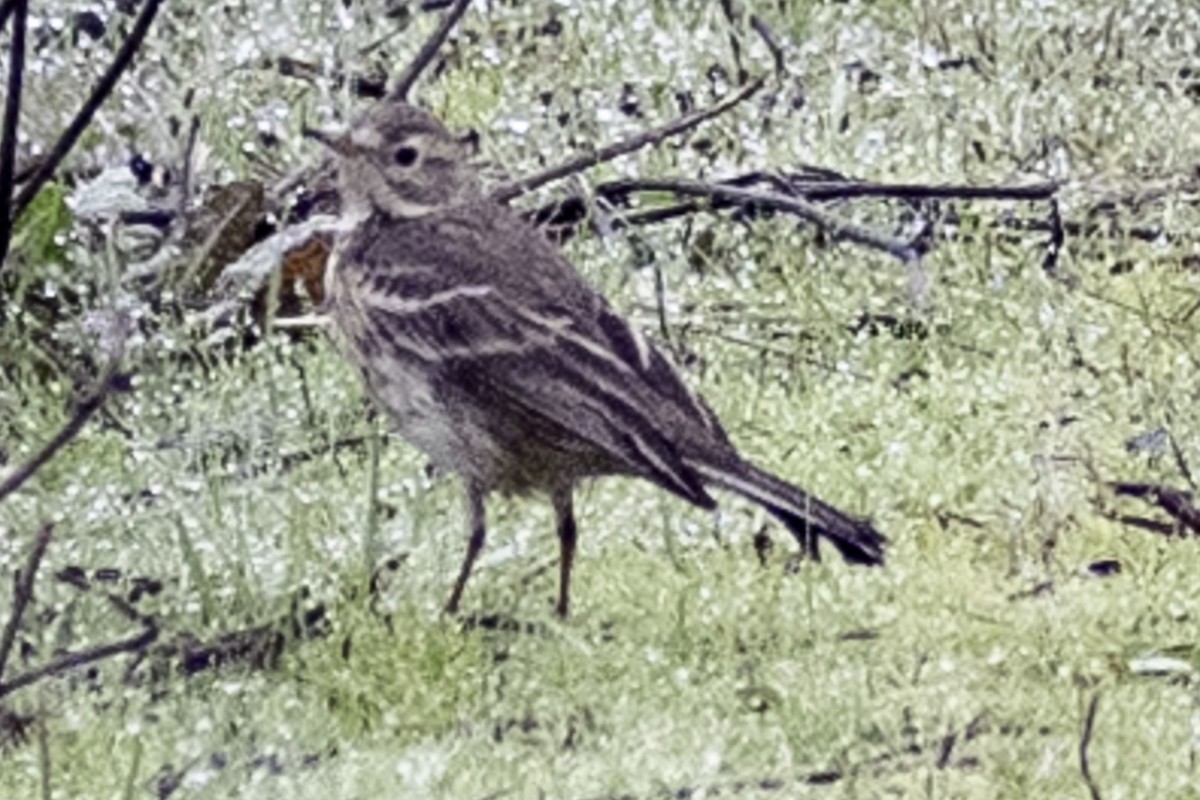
306,101,479,219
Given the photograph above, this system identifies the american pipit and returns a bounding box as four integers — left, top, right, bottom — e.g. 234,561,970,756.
307,100,885,617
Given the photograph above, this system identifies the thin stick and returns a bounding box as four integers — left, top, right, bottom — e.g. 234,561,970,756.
0,373,124,505
11,0,163,221
587,175,1056,213
0,0,18,30
750,14,786,76
720,0,786,78
538,173,1049,251
1079,691,1103,800
718,0,748,84
0,0,27,267
490,76,766,204
1108,481,1200,535
0,589,157,702
176,114,201,220
389,0,474,101
0,524,53,684
0,622,158,701
1166,424,1196,491
781,178,1058,203
603,176,919,262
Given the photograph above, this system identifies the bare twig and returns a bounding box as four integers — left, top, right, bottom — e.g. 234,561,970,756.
360,3,467,58
601,176,919,262
490,77,766,204
780,177,1058,203
526,170,1094,250
177,114,201,220
0,0,18,30
389,0,474,101
626,173,1058,205
0,618,158,701
0,0,27,267
1166,426,1196,491
720,0,786,78
534,174,1058,243
598,200,703,234
750,15,786,76
1080,692,1103,800
1107,482,1200,535
0,372,127,506
0,565,327,701
1042,197,1065,275
11,0,163,221
0,524,53,684
718,0,749,84
0,586,157,702
1101,513,1176,536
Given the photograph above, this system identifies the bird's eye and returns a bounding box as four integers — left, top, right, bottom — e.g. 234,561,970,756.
393,146,419,167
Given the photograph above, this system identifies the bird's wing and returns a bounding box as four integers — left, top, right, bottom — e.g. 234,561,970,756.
346,206,730,506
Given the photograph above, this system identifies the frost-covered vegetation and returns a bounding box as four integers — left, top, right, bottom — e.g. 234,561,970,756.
2,1,1200,797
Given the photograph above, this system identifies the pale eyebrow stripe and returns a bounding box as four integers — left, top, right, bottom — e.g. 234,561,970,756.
365,284,494,314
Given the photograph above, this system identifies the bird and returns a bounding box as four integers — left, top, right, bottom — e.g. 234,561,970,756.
306,99,886,618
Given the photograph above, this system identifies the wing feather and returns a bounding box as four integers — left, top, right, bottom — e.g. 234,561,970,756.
344,212,724,506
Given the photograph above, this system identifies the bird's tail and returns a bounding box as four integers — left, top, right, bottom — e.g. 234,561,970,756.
686,458,886,566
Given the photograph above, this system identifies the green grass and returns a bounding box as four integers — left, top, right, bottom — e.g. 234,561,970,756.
3,0,1200,797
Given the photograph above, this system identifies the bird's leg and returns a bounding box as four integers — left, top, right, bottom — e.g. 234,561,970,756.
445,480,486,615
551,485,577,618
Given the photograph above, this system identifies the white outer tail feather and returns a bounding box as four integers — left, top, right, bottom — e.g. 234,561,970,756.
685,457,885,565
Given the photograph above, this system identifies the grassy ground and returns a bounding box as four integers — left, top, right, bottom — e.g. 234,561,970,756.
2,0,1200,797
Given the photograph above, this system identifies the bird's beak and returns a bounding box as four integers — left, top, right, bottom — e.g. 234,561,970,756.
302,124,353,156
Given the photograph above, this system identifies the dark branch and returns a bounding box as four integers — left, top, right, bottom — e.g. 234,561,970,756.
1167,427,1196,491
533,172,1059,256
0,372,127,506
1102,513,1177,537
1108,482,1200,535
0,586,157,704
0,618,157,702
0,0,18,30
177,114,201,220
0,523,53,685
0,0,27,268
1079,692,1103,800
490,76,766,204
532,173,1059,245
598,176,919,262
11,0,163,222
600,174,1058,206
389,0,474,101
719,0,787,79
718,0,748,84
750,14,786,77
780,177,1058,203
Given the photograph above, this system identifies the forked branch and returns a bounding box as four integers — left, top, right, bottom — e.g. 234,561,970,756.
11,0,163,222
491,76,766,203
389,0,474,101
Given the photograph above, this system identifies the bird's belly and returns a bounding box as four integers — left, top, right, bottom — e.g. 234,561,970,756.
330,292,608,495
364,363,602,495
364,366,474,470
360,360,539,494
